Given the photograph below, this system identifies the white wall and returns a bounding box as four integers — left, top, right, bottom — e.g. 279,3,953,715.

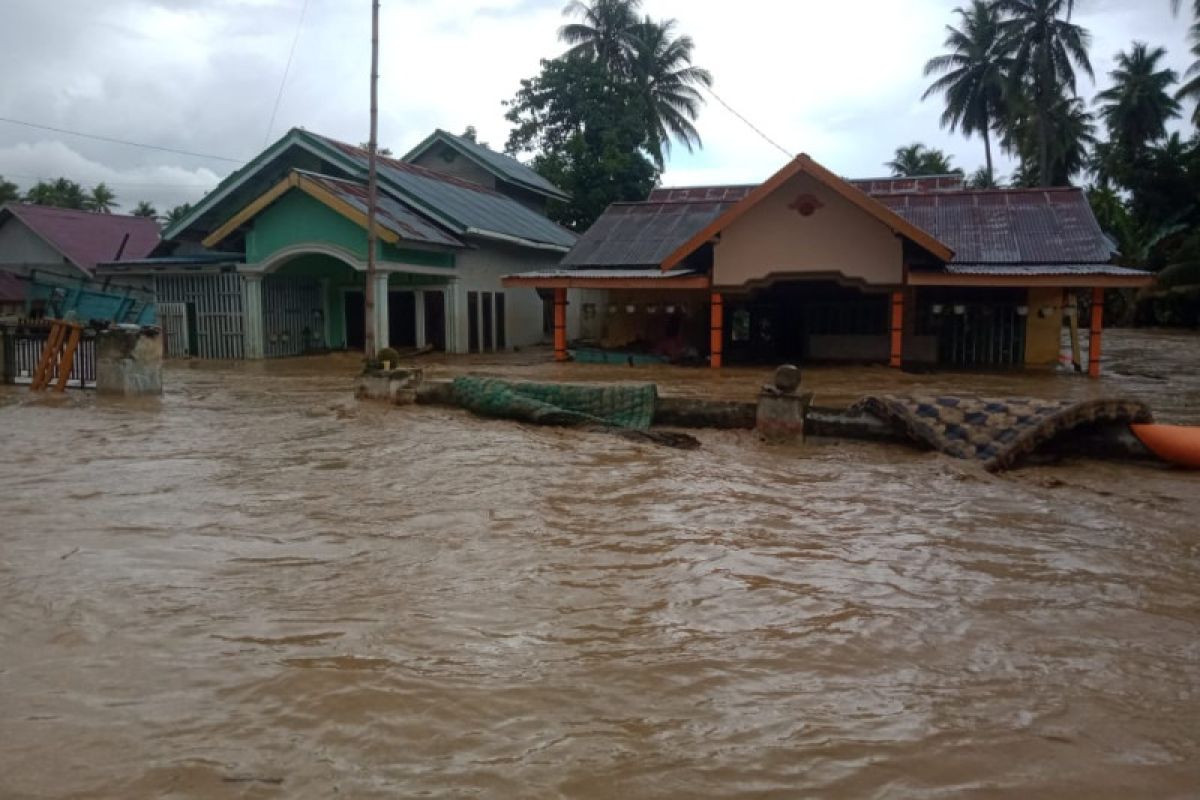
0,219,81,282
451,240,565,353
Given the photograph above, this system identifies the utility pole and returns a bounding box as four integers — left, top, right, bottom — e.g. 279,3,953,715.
364,0,380,359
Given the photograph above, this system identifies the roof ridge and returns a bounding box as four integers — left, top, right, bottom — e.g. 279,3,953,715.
7,202,162,223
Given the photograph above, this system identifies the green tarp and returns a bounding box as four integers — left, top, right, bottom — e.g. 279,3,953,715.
452,376,657,430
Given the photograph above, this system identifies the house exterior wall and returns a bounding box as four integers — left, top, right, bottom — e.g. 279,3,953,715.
408,146,498,191
713,172,904,289
452,242,564,353
1024,286,1064,366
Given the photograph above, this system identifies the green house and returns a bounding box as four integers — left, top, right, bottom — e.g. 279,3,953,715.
100,128,575,359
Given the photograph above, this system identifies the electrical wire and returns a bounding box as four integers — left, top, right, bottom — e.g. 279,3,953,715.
262,0,311,149
0,116,245,163
703,86,794,159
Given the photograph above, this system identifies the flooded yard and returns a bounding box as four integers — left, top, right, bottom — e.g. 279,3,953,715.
1,329,1198,798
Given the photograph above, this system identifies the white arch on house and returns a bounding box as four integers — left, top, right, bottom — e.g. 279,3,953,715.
244,242,457,277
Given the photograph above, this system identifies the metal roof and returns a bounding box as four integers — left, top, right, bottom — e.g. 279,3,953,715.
0,203,160,276
507,268,700,280
560,200,738,268
299,172,463,248
941,263,1148,277
313,134,577,251
880,189,1117,264
403,129,570,201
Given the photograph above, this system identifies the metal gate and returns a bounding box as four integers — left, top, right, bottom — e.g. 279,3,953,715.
155,274,245,359
264,277,324,357
2,321,97,388
159,302,190,358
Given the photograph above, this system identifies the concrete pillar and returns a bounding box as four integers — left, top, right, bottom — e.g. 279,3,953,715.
320,278,332,349
553,287,567,362
1089,287,1104,378
413,289,426,348
447,280,466,354
889,290,904,369
96,327,162,396
373,273,390,351
710,292,723,369
242,274,265,360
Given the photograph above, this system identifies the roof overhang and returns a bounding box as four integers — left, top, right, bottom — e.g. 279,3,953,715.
402,129,571,202
503,269,710,290
660,154,955,271
908,272,1154,289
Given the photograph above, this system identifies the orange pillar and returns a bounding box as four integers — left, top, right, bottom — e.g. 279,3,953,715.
710,292,723,369
889,290,904,369
1088,286,1104,378
553,287,567,362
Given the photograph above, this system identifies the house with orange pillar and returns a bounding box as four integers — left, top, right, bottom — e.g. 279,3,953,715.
503,155,1153,376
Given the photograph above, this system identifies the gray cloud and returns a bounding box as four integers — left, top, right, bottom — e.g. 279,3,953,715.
0,0,1194,213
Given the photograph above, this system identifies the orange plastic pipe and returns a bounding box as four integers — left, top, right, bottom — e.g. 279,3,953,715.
889,290,904,369
1088,287,1103,378
553,288,567,362
710,292,723,369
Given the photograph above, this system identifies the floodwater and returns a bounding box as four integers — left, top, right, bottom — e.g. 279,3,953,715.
1,328,1198,799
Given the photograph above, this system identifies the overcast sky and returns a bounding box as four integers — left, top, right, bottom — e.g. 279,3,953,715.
0,0,1193,214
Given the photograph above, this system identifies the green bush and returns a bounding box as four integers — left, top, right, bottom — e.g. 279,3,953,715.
376,347,402,366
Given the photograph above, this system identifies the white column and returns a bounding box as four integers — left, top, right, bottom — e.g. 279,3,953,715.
319,278,331,349
443,279,460,354
373,273,390,351
413,289,426,348
242,273,265,360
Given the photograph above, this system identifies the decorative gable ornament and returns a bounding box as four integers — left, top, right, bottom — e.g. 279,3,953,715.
789,193,824,217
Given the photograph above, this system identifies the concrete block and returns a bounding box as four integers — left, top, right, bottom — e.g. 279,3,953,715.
757,391,814,444
96,327,162,396
355,367,424,405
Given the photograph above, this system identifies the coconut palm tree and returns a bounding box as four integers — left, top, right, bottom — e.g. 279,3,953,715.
1004,92,1096,185
165,203,193,226
922,0,1011,185
629,16,712,167
559,0,642,74
994,0,1094,187
1096,42,1181,158
0,175,18,205
87,183,118,213
886,143,960,176
132,201,158,218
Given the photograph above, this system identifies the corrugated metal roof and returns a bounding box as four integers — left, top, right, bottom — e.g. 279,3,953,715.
404,129,570,201
300,172,463,248
647,185,756,203
312,135,577,250
1,203,160,276
880,189,1116,264
561,200,737,268
849,175,966,195
941,263,1149,277
507,268,699,280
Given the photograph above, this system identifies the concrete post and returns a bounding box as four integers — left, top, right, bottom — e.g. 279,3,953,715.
242,274,265,360
553,288,567,361
710,292,723,369
96,327,162,395
373,273,390,351
413,289,426,349
446,279,463,354
1088,287,1104,378
889,290,904,369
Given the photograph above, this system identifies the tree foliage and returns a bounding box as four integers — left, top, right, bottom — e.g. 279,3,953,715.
505,54,658,230
505,0,711,229
25,178,89,209
1096,42,1181,160
886,143,961,177
923,0,1011,184
132,201,159,218
0,175,18,206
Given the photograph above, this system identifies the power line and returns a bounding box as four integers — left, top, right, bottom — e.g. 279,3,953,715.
703,86,794,160
263,0,311,149
0,116,245,164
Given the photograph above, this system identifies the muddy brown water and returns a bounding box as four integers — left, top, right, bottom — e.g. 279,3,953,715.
1,329,1198,799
